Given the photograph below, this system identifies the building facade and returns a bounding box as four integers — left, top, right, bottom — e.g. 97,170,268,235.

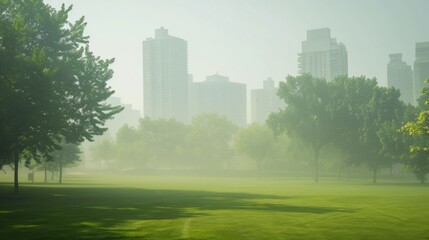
298,28,348,81
250,78,284,124
189,74,247,126
414,42,429,102
387,53,414,105
143,27,189,122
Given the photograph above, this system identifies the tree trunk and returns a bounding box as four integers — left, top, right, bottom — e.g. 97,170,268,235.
59,160,63,184
44,159,47,183
389,164,393,178
348,166,351,181
314,147,320,183
13,153,19,194
372,166,377,184
51,171,54,180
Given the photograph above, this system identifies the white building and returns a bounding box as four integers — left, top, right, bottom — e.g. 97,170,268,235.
143,27,189,122
250,78,284,124
387,53,414,105
298,28,348,81
189,74,247,126
414,42,429,102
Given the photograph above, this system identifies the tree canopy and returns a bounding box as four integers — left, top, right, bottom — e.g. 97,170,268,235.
0,0,122,192
268,74,336,183
268,75,409,183
234,123,275,170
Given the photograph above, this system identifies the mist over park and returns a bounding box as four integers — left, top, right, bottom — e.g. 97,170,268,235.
1,0,429,239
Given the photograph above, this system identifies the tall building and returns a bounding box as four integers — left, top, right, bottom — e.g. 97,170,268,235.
143,27,188,122
414,42,429,102
387,53,414,105
298,28,348,80
251,78,284,123
189,74,247,126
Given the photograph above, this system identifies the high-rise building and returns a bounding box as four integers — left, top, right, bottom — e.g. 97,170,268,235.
387,53,414,105
414,42,429,102
143,27,188,122
250,78,284,123
189,74,247,126
298,28,348,81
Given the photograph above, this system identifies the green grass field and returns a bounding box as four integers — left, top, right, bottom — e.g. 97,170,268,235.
1,172,429,239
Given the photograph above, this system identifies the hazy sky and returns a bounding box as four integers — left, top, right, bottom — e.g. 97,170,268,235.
45,0,429,114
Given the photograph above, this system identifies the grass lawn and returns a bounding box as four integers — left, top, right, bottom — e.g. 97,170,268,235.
1,172,428,239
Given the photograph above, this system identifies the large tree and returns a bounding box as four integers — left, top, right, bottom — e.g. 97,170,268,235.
364,86,405,182
0,1,122,193
330,77,406,183
329,76,377,169
268,74,336,183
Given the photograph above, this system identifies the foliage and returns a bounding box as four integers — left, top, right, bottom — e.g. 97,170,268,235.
114,124,150,168
0,0,122,191
234,124,275,170
186,114,238,169
50,142,81,183
90,137,115,168
138,118,187,168
268,74,336,182
269,75,408,183
402,79,429,183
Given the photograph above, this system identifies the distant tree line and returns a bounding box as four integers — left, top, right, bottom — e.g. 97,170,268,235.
89,75,429,184
91,114,238,170
268,74,428,183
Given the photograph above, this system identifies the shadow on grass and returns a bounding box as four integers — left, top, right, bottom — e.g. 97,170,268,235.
0,186,353,239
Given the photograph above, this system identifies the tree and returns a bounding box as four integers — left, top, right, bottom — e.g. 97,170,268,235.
0,1,122,193
138,118,187,168
403,79,429,183
115,124,151,168
187,114,238,169
234,124,275,171
90,137,115,168
329,76,378,169
331,77,405,183
360,86,404,183
50,142,81,184
268,74,336,183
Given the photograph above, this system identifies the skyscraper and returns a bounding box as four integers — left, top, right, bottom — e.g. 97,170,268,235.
298,28,348,81
143,27,188,122
387,53,414,105
250,78,284,123
414,42,429,102
189,74,247,126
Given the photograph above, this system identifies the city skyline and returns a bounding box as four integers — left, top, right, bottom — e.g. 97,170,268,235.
44,0,429,113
